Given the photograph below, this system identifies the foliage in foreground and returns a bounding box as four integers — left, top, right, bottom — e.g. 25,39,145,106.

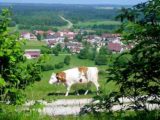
0,9,41,104
91,0,160,112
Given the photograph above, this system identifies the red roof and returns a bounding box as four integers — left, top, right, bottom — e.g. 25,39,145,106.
108,42,122,52
102,34,121,38
48,40,57,45
25,50,40,57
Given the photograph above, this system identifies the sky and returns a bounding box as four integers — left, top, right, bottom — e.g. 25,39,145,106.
0,0,148,5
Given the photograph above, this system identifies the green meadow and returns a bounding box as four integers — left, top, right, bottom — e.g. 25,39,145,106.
24,55,118,101
23,40,47,50
74,20,121,30
76,20,121,26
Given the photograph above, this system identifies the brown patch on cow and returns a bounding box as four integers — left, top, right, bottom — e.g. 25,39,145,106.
56,72,66,83
78,66,88,73
78,66,88,81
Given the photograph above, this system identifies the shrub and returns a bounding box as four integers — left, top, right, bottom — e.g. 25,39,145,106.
55,62,64,69
41,64,55,71
41,46,51,54
64,55,71,65
95,55,108,65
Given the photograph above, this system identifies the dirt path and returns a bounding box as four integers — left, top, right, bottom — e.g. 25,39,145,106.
25,99,93,116
25,98,160,116
59,15,73,29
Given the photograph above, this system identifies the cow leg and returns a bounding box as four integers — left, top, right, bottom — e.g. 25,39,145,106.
76,90,80,96
84,90,89,95
93,81,100,95
84,83,91,95
65,86,71,96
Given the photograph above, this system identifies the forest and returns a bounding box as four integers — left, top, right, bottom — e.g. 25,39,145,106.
0,3,122,31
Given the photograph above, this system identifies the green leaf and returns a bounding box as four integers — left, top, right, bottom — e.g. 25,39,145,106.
0,77,6,87
0,51,4,56
10,56,16,62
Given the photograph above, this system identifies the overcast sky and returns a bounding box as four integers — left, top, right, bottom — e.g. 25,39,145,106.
0,0,148,5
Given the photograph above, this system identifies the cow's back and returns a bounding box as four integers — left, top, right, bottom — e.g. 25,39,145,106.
64,68,81,82
63,67,98,83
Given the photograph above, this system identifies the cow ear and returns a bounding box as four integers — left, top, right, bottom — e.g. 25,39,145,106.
56,73,59,78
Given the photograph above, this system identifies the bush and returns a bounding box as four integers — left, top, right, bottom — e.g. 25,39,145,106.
95,55,108,65
64,55,71,65
41,46,51,54
41,64,55,71
98,70,106,75
78,48,89,59
52,48,59,56
55,62,64,69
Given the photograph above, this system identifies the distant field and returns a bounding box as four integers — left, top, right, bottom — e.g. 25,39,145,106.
95,6,115,10
74,20,121,31
76,20,121,26
24,55,118,101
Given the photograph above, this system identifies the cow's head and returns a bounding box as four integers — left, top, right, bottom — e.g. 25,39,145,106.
49,73,58,84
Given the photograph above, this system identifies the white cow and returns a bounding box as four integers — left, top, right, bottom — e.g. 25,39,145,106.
49,67,99,96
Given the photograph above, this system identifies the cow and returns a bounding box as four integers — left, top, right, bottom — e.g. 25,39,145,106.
49,67,99,96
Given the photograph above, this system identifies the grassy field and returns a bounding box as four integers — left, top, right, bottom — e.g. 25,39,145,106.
23,40,47,50
24,55,118,101
74,20,121,31
76,20,121,26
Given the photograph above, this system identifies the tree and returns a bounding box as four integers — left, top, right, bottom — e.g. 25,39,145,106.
36,33,43,41
99,46,110,55
0,9,41,104
88,47,97,60
56,44,62,52
94,46,109,65
64,37,69,43
78,48,89,59
102,0,160,111
64,55,71,65
75,34,83,42
115,7,138,23
95,55,108,65
52,48,59,56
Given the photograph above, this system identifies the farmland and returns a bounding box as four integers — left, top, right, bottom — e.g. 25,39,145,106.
23,40,47,50
74,20,121,31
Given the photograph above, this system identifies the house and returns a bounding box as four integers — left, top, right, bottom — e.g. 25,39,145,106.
46,30,55,35
108,42,123,53
34,30,45,36
30,33,37,40
21,32,37,40
70,47,81,53
44,33,64,43
86,35,104,47
47,40,58,48
24,49,41,59
21,32,30,39
65,42,83,53
59,30,77,40
102,33,121,43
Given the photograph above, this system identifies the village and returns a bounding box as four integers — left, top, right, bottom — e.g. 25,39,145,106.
21,29,133,59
